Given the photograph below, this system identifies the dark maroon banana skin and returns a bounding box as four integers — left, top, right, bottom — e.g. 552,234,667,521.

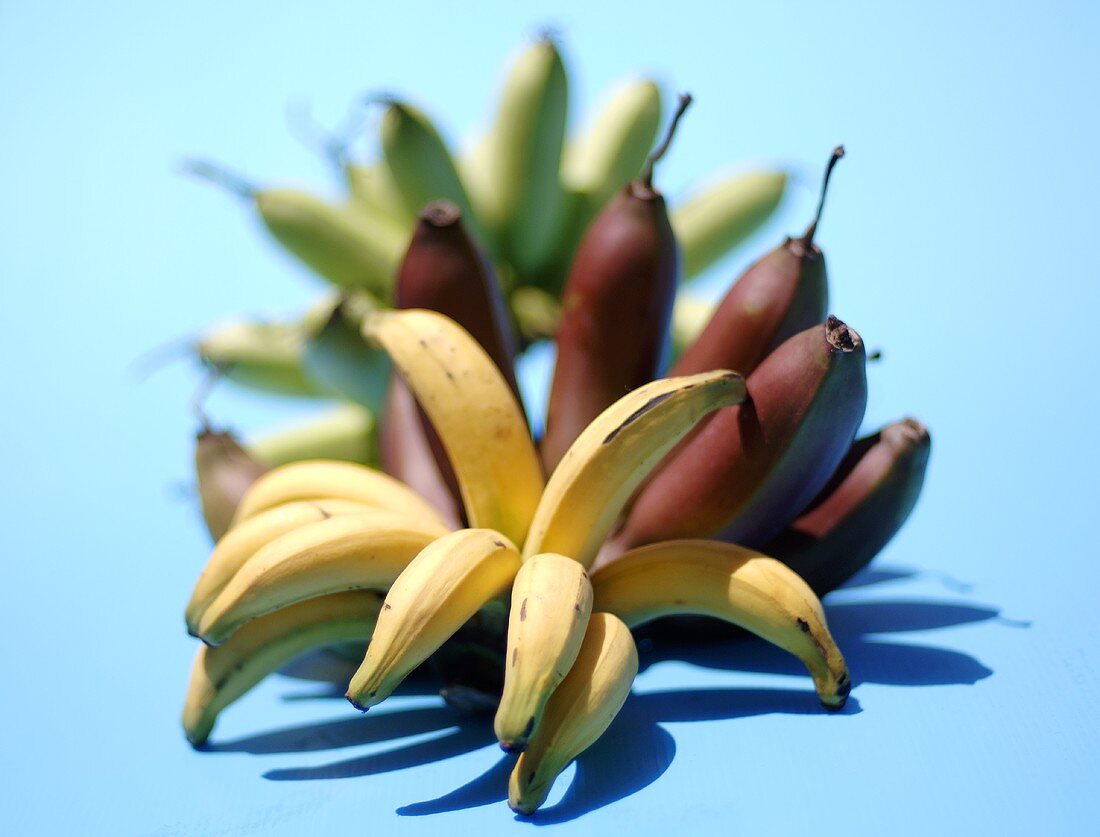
672,237,827,378
766,418,931,596
195,427,270,541
382,201,524,521
611,317,867,553
540,183,679,471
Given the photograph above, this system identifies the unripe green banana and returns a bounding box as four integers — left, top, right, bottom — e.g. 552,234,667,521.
346,528,521,710
196,318,325,399
344,161,409,233
379,100,487,247
670,294,716,361
247,404,377,467
495,553,593,751
183,591,383,746
673,170,787,279
508,612,637,815
478,36,570,277
563,77,662,220
302,295,391,414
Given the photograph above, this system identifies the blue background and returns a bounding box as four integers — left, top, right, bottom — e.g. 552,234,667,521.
2,1,1097,833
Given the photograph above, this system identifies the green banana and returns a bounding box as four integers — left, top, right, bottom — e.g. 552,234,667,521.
247,403,377,467
301,295,391,414
195,318,324,399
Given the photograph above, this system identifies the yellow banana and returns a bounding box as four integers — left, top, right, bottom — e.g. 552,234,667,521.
673,170,787,279
563,77,662,214
247,403,377,467
522,370,746,566
495,553,593,751
185,498,385,635
478,36,570,276
346,528,521,710
364,309,544,546
183,591,383,746
230,459,450,532
590,539,851,708
508,612,637,815
197,511,441,645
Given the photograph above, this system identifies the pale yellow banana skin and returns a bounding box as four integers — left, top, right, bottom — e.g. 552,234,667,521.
196,318,323,398
364,310,544,546
495,553,593,751
509,612,638,815
590,540,851,708
183,591,383,746
523,370,746,567
346,529,521,710
247,404,376,467
197,512,441,645
673,170,787,279
230,459,450,533
185,498,386,635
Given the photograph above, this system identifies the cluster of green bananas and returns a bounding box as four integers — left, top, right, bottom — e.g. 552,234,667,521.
179,35,932,816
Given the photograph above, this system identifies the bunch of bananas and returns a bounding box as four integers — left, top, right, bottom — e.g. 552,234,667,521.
179,36,931,816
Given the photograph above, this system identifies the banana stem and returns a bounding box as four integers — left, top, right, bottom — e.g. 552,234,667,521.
190,362,230,432
801,145,845,246
181,159,258,200
640,93,693,189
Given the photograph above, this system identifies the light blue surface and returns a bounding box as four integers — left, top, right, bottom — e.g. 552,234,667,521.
2,2,1097,834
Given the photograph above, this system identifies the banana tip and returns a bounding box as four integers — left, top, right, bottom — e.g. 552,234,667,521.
345,692,370,712
499,740,527,754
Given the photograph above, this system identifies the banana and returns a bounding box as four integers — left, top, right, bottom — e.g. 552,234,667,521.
563,77,662,218
183,591,383,746
246,403,377,468
495,553,593,751
523,370,746,567
379,100,486,245
670,293,716,361
673,169,788,280
478,36,570,277
195,426,270,541
346,528,521,710
230,459,450,532
196,318,324,398
197,511,442,645
301,295,392,414
184,160,405,295
590,539,851,708
363,309,543,546
345,160,408,222
508,612,637,815
185,498,385,635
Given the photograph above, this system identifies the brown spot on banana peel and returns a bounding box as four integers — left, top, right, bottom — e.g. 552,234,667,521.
540,97,692,472
601,391,678,444
615,318,868,551
673,146,844,379
519,598,528,621
765,417,931,596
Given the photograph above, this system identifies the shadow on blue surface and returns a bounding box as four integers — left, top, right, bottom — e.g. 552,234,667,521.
200,565,1008,821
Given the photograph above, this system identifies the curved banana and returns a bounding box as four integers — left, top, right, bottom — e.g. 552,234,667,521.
183,591,383,746
563,77,662,214
522,370,746,566
364,309,544,546
185,498,385,635
479,36,570,276
230,459,450,532
195,426,270,542
247,404,376,468
508,612,637,815
196,318,324,399
197,512,441,645
346,528,521,710
590,539,851,708
673,170,787,279
495,553,593,751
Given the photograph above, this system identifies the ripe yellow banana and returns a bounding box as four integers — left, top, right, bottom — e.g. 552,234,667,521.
522,370,746,566
673,170,787,279
563,77,662,215
363,309,544,546
346,528,521,710
590,539,851,708
197,512,441,645
247,403,377,467
185,498,385,635
508,612,637,815
183,591,383,746
478,36,570,277
495,552,593,751
230,459,450,532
